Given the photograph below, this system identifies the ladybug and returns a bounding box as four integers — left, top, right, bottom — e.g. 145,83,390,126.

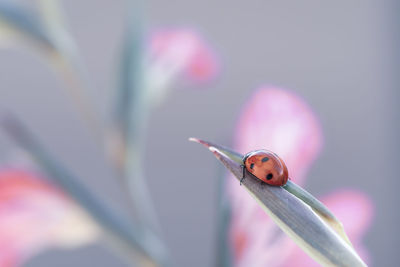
241,150,289,186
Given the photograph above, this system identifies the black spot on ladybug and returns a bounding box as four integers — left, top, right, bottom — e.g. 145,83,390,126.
261,157,269,162
250,163,254,169
266,173,273,180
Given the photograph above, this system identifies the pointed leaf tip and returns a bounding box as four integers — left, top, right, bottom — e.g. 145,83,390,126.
190,138,244,165
188,137,210,147
188,137,199,142
189,137,221,157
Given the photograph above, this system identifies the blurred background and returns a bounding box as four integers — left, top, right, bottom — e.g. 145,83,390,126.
0,0,398,266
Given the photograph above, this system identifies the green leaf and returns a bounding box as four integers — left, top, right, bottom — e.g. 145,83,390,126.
190,138,367,267
190,138,352,246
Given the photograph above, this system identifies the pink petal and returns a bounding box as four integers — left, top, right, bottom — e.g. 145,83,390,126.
149,28,219,82
186,42,219,82
0,169,99,266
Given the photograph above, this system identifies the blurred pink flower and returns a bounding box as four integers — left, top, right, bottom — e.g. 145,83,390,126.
149,28,219,82
145,28,219,104
227,87,373,267
0,169,99,267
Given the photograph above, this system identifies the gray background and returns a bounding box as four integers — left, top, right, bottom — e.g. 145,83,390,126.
0,0,398,266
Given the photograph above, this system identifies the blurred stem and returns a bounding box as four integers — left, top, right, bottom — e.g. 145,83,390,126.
37,0,105,147
108,1,171,265
113,0,162,234
0,2,52,47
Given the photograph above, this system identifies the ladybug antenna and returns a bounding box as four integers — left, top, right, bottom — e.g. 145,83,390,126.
240,164,245,185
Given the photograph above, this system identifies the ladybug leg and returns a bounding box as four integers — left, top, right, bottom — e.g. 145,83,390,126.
240,164,245,185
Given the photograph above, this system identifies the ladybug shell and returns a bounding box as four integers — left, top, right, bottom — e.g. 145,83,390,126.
243,150,288,186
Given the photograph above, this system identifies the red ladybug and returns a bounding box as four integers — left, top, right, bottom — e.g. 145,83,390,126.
241,150,289,186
